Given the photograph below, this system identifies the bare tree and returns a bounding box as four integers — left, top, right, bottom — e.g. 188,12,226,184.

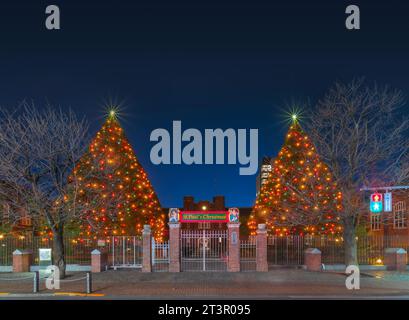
0,102,89,277
305,79,409,265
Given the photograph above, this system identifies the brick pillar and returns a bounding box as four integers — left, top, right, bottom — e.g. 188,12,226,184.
385,248,407,271
91,249,108,273
13,250,32,273
227,222,240,272
168,222,181,272
142,225,152,272
256,224,268,272
304,248,322,272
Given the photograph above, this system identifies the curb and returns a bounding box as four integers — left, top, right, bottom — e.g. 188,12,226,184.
0,292,104,298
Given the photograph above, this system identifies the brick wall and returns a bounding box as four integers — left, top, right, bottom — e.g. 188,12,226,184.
367,189,409,238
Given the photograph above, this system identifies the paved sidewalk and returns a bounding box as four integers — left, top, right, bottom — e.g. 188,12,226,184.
0,269,409,299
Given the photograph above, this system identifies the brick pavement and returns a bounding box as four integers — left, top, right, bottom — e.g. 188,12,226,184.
0,269,408,298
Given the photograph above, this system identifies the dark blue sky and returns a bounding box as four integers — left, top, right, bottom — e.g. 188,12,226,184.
1,0,409,207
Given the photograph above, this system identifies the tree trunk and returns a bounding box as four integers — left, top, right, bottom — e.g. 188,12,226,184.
343,216,358,266
53,227,66,278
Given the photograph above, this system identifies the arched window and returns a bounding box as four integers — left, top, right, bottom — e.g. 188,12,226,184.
393,201,407,229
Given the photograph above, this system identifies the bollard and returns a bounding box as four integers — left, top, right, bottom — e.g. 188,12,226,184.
91,249,108,273
304,248,322,271
86,272,92,294
13,249,32,273
33,271,39,293
385,248,407,271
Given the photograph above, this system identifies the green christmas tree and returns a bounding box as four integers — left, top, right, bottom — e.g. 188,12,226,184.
72,112,165,240
249,118,342,236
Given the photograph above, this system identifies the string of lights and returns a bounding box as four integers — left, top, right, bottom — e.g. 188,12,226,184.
248,115,342,236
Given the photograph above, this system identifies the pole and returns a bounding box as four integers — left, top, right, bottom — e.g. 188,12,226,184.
360,185,409,191
122,237,125,265
202,229,206,271
33,271,39,293
86,272,92,294
112,236,115,267
152,237,155,266
133,236,136,266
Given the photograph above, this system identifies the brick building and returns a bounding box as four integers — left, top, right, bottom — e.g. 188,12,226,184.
182,195,226,230
367,188,409,237
255,156,273,197
163,195,252,236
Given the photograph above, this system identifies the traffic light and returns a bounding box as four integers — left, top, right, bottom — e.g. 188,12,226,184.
371,193,382,202
370,193,383,213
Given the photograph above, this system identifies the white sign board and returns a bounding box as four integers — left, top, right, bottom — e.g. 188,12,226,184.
384,192,392,212
231,231,238,245
39,248,52,261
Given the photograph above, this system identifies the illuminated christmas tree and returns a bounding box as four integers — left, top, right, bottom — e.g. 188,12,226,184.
249,116,342,236
72,111,165,240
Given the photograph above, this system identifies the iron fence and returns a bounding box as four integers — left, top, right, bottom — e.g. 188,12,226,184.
240,239,256,272
110,236,143,269
267,236,305,266
267,234,409,267
356,235,409,265
181,230,228,272
1,234,409,269
0,236,101,266
152,239,169,272
66,238,102,265
0,236,140,267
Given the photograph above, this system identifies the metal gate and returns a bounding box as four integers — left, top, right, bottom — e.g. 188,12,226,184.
152,238,169,272
181,229,227,271
240,238,256,271
111,236,143,269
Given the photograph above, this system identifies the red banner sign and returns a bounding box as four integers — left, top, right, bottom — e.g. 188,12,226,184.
180,211,229,223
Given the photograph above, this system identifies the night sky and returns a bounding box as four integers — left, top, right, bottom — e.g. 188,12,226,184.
1,0,409,207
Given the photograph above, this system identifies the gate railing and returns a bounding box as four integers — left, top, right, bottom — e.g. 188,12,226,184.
0,235,144,268
0,236,101,266
180,229,227,272
240,239,256,272
267,235,304,266
152,238,169,272
267,234,409,267
110,236,142,269
2,234,409,270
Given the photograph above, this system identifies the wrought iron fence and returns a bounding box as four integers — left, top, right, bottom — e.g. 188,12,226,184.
267,234,409,267
110,236,143,269
152,239,169,272
267,236,305,265
65,238,102,265
181,230,228,272
240,239,256,272
305,236,344,265
0,236,133,267
356,235,409,265
1,234,409,269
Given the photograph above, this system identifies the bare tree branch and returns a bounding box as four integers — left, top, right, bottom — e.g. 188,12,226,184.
0,102,90,276
304,78,409,264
